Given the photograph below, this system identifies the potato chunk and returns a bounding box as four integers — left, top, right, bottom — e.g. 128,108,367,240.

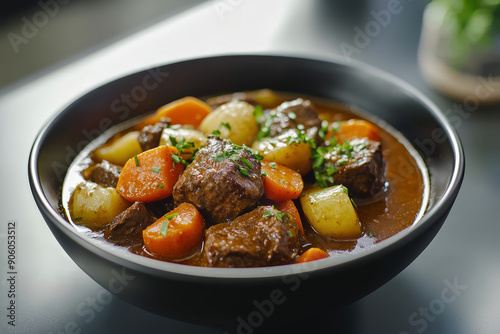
94,131,142,166
159,127,207,160
70,182,131,228
252,129,312,175
199,100,258,146
300,185,361,239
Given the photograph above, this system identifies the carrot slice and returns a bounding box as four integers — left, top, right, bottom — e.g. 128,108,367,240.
275,199,304,237
143,203,205,258
142,96,212,128
116,146,184,202
296,248,329,263
261,160,304,201
330,119,380,143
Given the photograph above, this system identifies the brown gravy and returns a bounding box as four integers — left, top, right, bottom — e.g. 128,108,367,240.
61,93,429,265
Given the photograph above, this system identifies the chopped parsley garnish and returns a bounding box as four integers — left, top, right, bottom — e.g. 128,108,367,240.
211,141,260,176
261,172,268,177
318,120,329,140
367,232,375,238
160,220,169,237
255,108,277,140
240,157,253,169
169,136,195,154
151,166,160,173
212,122,232,136
351,198,358,209
311,143,338,188
262,206,290,223
239,166,250,176
253,105,263,118
340,141,354,157
74,217,82,221
269,162,277,169
288,230,295,237
171,153,189,167
165,213,179,220
160,213,179,237
158,184,164,189
262,208,274,218
342,186,349,194
134,155,140,167
286,127,313,147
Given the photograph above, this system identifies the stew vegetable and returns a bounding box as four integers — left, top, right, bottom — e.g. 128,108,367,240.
63,89,428,267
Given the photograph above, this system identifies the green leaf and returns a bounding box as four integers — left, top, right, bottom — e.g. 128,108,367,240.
165,213,179,220
253,105,264,118
160,220,169,237
134,155,140,167
239,166,250,176
240,157,253,169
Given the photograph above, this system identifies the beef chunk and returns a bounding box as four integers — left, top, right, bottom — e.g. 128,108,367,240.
89,160,122,188
138,120,170,151
204,206,299,267
325,138,386,197
261,98,323,144
105,202,156,242
172,136,264,224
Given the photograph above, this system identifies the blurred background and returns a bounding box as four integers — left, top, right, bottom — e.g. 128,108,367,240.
0,0,204,91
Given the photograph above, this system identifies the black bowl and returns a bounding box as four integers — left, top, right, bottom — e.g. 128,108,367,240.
29,55,464,329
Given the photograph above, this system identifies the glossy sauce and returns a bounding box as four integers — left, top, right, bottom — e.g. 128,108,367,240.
61,94,429,265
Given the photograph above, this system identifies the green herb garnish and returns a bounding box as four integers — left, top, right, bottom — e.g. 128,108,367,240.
253,105,263,118
160,213,179,237
165,213,179,220
351,198,358,209
262,206,291,223
151,166,160,173
318,120,329,140
171,153,188,167
269,162,277,169
160,220,169,237
74,217,82,221
240,158,253,169
158,184,164,189
239,166,250,176
134,155,140,167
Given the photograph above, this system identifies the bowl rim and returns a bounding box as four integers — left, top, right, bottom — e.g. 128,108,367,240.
28,53,465,279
